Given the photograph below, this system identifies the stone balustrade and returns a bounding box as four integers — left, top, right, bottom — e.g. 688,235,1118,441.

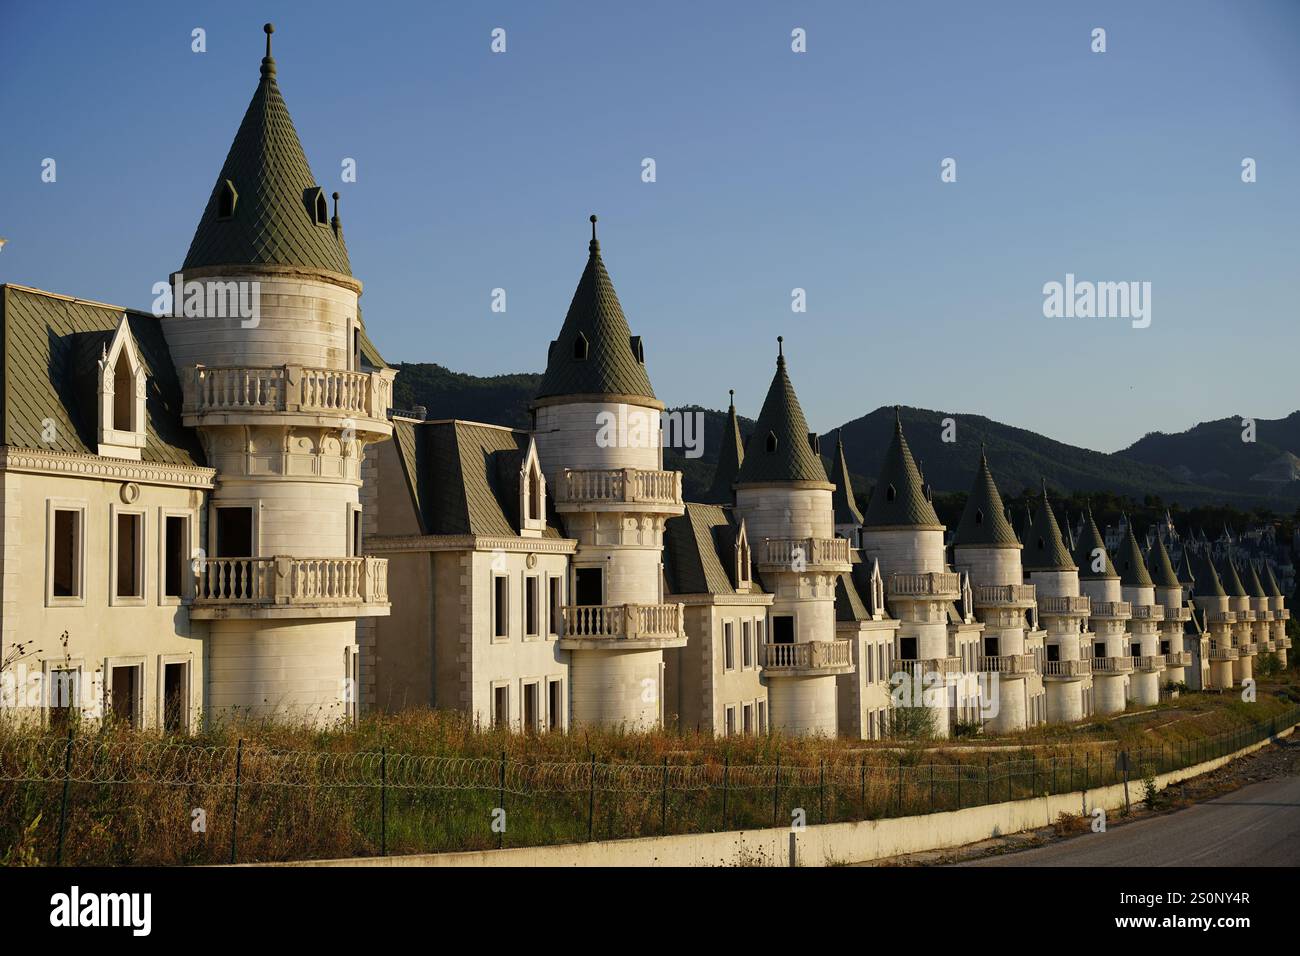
977,653,1036,676
1162,606,1193,622
1090,656,1133,674
1239,642,1258,656
758,536,851,571
887,572,961,598
1165,650,1193,667
555,468,683,509
1205,610,1237,624
1279,636,1293,649
1208,646,1239,661
759,640,853,672
973,584,1036,607
560,603,685,642
1042,659,1090,679
894,657,963,679
1130,604,1165,622
1089,600,1132,619
184,364,391,422
193,555,388,616
1132,654,1165,672
1038,595,1091,616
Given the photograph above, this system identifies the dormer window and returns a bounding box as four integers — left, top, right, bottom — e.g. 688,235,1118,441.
573,332,589,360
217,180,237,220
807,433,820,455
630,335,645,363
305,186,329,226
974,508,984,526
735,520,752,591
519,439,546,538
97,316,147,461
886,484,897,502
766,431,778,453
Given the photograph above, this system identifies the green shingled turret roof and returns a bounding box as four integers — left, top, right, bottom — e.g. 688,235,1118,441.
1146,534,1180,589
1177,550,1197,587
734,339,829,486
953,449,1018,548
1219,556,1247,597
1264,563,1283,598
831,432,863,526
1115,520,1153,588
534,217,656,406
1245,561,1267,598
703,389,745,503
1017,506,1034,548
1023,483,1075,571
862,412,942,529
183,24,352,277
1074,505,1118,579
1194,553,1226,599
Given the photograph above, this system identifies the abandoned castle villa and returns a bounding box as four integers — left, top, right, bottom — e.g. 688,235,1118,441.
0,26,1290,739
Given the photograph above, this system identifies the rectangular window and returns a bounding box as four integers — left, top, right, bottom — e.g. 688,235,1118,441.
525,576,540,637
493,575,509,639
742,702,753,735
983,636,1000,657
866,646,874,684
868,710,876,740
723,622,735,671
48,668,80,732
548,577,562,637
1046,644,1061,662
724,705,736,736
351,508,363,557
574,566,603,606
215,506,253,557
164,515,188,599
52,509,81,598
772,615,794,644
163,661,188,732
115,512,143,599
492,684,510,728
547,678,563,732
756,619,764,645
1094,642,1106,659
110,664,140,727
757,700,767,734
741,621,753,668
522,681,540,733
899,636,918,660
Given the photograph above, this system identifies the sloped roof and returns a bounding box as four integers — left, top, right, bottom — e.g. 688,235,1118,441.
703,391,745,503
183,26,352,277
1177,550,1197,587
1074,506,1118,579
1219,555,1247,597
1023,486,1076,571
952,449,1018,548
862,414,941,529
663,503,763,596
391,419,562,538
1146,534,1180,589
831,433,863,526
0,285,204,466
1264,563,1283,598
1194,553,1227,598
1115,522,1154,588
534,220,656,404
835,570,871,622
735,341,828,485
1245,561,1267,599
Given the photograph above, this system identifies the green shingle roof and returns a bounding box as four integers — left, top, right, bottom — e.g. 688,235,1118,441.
734,341,829,486
0,285,205,466
663,503,762,596
831,433,863,526
1264,563,1283,598
1115,521,1153,587
534,220,656,405
1074,506,1118,579
1147,534,1180,589
1245,561,1267,599
952,449,1018,548
1219,556,1247,597
1177,550,1197,587
703,391,744,503
861,414,941,529
1194,553,1226,599
183,27,352,277
1023,485,1075,571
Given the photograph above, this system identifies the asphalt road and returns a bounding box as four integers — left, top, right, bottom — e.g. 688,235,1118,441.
959,774,1300,866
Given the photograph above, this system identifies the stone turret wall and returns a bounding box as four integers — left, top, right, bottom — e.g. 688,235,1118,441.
860,528,945,576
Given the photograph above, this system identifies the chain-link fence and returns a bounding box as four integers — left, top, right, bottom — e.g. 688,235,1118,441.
1,707,1295,865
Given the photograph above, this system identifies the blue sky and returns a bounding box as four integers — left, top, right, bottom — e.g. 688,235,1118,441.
1,1,1297,452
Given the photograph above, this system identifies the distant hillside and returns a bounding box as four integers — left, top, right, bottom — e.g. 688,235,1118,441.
388,362,1300,511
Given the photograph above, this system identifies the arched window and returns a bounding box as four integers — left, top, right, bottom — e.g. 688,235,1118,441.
886,484,897,502
573,333,589,360
112,352,133,432
315,192,329,224
974,508,984,526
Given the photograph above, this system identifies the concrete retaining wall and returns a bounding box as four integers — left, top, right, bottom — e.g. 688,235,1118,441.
252,722,1295,868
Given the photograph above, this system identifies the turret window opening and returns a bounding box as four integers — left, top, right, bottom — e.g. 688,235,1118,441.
886,484,897,502
217,180,237,220
112,352,133,432
974,509,984,526
315,192,329,225
765,431,778,453
573,333,589,360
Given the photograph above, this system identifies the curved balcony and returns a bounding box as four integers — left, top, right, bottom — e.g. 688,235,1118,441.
894,657,963,680
553,468,684,514
1090,656,1134,675
192,555,389,620
1088,601,1132,621
1165,650,1193,667
757,536,851,573
888,572,961,600
1208,646,1239,661
978,653,1037,677
1239,642,1258,656
1043,659,1090,680
1161,606,1193,622
1130,605,1165,622
1279,636,1293,649
973,584,1036,609
1132,654,1165,673
557,603,686,649
1204,610,1236,625
1262,640,1277,653
1279,609,1291,622
183,364,393,435
1038,595,1091,617
759,640,854,676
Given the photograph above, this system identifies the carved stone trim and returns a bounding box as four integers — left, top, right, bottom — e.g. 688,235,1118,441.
0,447,216,488
365,533,577,555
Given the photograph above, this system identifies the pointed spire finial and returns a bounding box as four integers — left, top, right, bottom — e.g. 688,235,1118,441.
331,191,341,235
588,214,599,253
261,22,276,77
777,335,784,358
728,388,735,407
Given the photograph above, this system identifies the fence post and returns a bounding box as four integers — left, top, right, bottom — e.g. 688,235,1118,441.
1121,750,1131,814
230,738,243,865
586,751,596,842
722,753,730,831
860,759,866,817
819,758,826,824
1051,755,1056,794
1069,751,1074,792
381,746,389,856
1031,753,1037,794
55,726,73,866
661,757,668,834
955,756,961,809
496,749,505,850
928,761,934,807
773,755,781,827
896,760,903,814
985,753,990,804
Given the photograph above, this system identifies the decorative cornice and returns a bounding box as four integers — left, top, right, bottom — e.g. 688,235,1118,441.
170,262,362,296
670,592,775,607
0,446,216,488
365,533,578,555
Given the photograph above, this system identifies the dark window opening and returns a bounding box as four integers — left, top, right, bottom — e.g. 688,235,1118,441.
164,515,186,598
1094,642,1106,658
974,509,984,526
573,333,589,360
1046,644,1060,662
315,191,329,225
493,576,509,638
48,669,78,733
525,577,539,636
352,509,363,557
630,335,644,363
163,662,187,733
983,636,999,657
215,507,253,557
523,682,539,733
575,567,603,606
217,180,237,219
765,431,778,453
899,636,918,659
116,513,141,598
772,615,795,645
112,353,133,432
493,685,509,728
548,578,562,635
110,665,138,727
886,484,897,502
52,509,79,597
547,679,563,731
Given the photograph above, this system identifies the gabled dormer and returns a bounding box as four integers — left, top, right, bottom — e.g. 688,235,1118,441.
868,558,885,619
735,518,752,592
519,437,546,537
97,316,147,460
959,571,975,623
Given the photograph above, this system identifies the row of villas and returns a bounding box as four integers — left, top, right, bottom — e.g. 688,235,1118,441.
0,26,1291,738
